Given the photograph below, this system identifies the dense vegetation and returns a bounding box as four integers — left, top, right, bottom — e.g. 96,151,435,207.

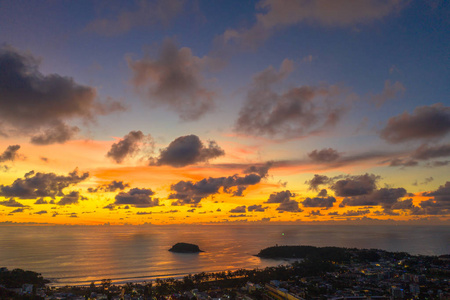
257,245,351,262
256,245,406,264
0,268,49,288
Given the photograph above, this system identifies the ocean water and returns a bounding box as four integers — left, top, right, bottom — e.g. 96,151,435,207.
0,225,448,286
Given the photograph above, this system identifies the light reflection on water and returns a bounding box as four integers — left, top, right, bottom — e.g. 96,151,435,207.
0,225,448,286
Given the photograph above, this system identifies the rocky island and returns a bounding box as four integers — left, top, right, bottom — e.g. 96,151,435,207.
168,242,204,253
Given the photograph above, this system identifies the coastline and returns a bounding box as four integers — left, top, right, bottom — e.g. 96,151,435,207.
2,247,449,299
1,224,448,288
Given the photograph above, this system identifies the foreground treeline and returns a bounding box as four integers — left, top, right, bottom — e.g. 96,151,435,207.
0,268,49,288
69,258,339,298
0,268,49,299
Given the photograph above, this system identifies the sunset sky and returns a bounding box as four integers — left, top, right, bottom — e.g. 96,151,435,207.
0,0,449,225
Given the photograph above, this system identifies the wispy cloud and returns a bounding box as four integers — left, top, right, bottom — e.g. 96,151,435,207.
86,0,185,36
214,0,407,54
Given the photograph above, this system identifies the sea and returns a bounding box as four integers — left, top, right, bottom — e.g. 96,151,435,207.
0,224,448,286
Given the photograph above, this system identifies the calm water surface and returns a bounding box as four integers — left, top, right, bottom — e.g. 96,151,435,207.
0,225,448,286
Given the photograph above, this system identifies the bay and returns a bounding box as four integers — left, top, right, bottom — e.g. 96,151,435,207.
0,224,448,286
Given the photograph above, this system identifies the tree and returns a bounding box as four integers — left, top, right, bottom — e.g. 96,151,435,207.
101,279,112,292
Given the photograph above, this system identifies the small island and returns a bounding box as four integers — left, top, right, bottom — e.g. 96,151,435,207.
168,242,204,253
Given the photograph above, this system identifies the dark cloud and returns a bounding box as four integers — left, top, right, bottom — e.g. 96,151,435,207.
409,206,439,215
409,187,450,215
128,39,216,121
380,104,450,143
103,180,130,192
0,46,124,143
308,148,340,163
107,131,152,163
89,180,130,193
412,143,450,160
34,210,47,215
57,191,86,206
169,170,266,206
229,205,246,213
306,174,331,191
302,196,336,208
375,209,400,216
34,198,48,205
427,160,450,167
9,208,25,214
265,190,295,203
114,188,160,208
391,198,414,210
276,200,302,213
317,189,327,197
263,190,301,212
340,187,407,209
0,199,24,207
136,211,152,215
103,203,115,210
0,145,21,162
422,181,450,206
248,204,266,212
0,169,89,199
341,209,370,216
232,186,247,197
234,60,347,139
331,174,379,197
150,135,224,167
389,158,418,167
279,150,396,171
389,143,450,168
243,161,273,177
229,214,247,218
169,179,218,206
306,210,323,217
30,122,80,145
86,0,185,36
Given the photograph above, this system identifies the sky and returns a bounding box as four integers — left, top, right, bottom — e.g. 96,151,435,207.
0,0,449,225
